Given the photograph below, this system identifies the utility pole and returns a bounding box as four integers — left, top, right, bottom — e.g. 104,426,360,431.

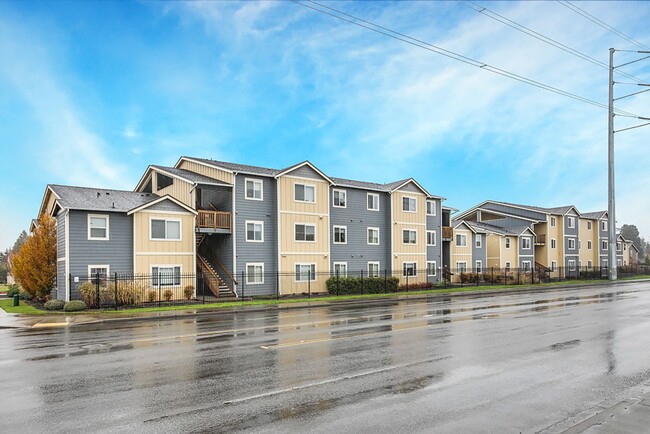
607,48,617,280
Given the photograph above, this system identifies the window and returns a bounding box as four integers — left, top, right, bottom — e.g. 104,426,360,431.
246,263,264,284
521,237,531,249
88,214,109,240
367,227,379,245
587,221,592,230
368,262,380,277
426,200,436,216
601,240,608,250
151,266,181,286
475,260,483,273
568,260,576,271
88,265,109,282
402,196,416,212
151,218,180,240
427,261,437,276
333,189,346,208
295,263,316,281
456,233,467,247
475,234,482,248
505,237,511,248
568,238,576,250
550,216,556,227
456,262,467,274
367,193,379,211
427,230,436,246
522,261,531,272
295,224,316,242
294,183,315,203
505,262,511,272
157,173,173,190
403,262,417,277
333,226,347,244
551,261,557,271
587,240,592,250
601,221,608,231
551,239,557,249
587,260,592,269
245,179,263,200
617,242,622,252
333,262,347,277
567,216,575,228
403,229,417,244
246,221,263,242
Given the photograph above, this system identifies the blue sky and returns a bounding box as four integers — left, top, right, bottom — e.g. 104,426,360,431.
1,1,649,249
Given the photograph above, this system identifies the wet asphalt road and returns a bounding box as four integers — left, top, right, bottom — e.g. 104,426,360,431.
2,282,650,433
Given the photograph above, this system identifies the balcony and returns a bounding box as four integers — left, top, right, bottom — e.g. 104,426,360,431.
197,210,232,233
535,234,546,245
442,226,453,241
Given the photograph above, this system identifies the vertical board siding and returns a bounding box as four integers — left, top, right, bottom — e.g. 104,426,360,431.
133,211,194,264
425,200,442,282
155,175,194,208
392,189,426,281
482,203,546,221
178,159,234,184
486,234,501,268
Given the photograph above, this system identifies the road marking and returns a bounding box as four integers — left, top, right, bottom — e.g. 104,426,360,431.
32,322,70,328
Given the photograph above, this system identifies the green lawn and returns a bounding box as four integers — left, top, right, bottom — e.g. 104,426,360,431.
0,298,43,314
0,284,8,294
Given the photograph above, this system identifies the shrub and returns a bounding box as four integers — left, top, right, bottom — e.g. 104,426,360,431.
19,290,32,300
78,281,107,307
325,276,399,295
64,300,87,312
147,290,157,303
183,285,195,300
6,284,20,298
163,289,173,301
44,299,65,311
399,281,434,291
459,272,471,284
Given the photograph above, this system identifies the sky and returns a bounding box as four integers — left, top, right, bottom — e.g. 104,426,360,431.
1,0,649,250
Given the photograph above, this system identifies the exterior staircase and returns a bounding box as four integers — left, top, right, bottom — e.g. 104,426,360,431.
196,233,206,250
197,254,237,298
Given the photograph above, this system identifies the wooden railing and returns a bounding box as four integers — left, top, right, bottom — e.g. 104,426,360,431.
442,226,453,240
197,210,232,232
535,234,546,245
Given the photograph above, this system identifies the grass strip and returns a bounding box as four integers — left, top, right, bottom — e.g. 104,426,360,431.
0,298,44,314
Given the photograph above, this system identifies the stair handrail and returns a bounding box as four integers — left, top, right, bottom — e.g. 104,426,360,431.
213,257,238,297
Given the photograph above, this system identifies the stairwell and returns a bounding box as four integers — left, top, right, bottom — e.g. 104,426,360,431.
197,253,236,298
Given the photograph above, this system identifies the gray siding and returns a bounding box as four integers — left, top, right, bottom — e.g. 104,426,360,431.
518,232,535,268
146,199,188,213
564,214,579,259
330,187,391,275
56,260,66,301
234,175,278,295
199,186,232,211
397,182,422,194
68,210,133,299
472,233,487,270
484,216,534,229
285,165,324,180
482,203,546,221
425,199,442,282
56,212,67,299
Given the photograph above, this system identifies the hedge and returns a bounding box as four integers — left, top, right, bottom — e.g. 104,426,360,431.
325,276,399,295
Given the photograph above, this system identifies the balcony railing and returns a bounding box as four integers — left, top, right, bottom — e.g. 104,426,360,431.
442,226,453,240
535,234,546,245
197,210,232,232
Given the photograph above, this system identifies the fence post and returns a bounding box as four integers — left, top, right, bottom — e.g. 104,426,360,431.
114,272,118,311
95,271,100,308
384,269,387,293
308,268,311,299
276,270,280,300
336,269,339,296
202,271,205,304
68,273,72,303
360,269,364,295
158,272,161,308
491,267,494,286
241,271,245,300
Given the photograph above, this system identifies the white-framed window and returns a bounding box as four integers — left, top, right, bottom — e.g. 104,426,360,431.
475,234,482,248
151,265,181,286
567,216,575,229
602,239,608,250
587,240,592,250
245,221,264,242
88,265,109,280
427,261,437,276
522,261,531,272
403,262,417,277
521,237,531,250
295,263,316,281
151,218,181,241
295,224,316,242
332,189,346,208
88,214,109,240
603,259,609,267
245,178,263,201
456,261,467,274
246,263,264,285
587,260,592,269
426,200,436,216
367,227,379,245
403,229,417,244
587,221,592,230
427,230,436,246
551,261,557,271
402,196,417,213
550,216,556,227
368,261,380,278
505,262,511,272
333,262,347,277
601,220,608,231
333,225,347,244
551,239,557,249
294,183,315,203
568,259,576,271
617,241,622,252
475,260,483,273
568,238,576,250
367,193,379,211
505,237,511,248
456,233,467,247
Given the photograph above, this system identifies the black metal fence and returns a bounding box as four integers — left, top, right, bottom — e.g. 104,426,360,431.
66,264,650,310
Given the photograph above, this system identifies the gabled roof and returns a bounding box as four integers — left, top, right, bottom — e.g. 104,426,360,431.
274,160,334,184
452,220,476,233
151,166,230,186
127,195,197,215
455,200,581,223
581,211,607,220
46,185,159,214
180,156,280,177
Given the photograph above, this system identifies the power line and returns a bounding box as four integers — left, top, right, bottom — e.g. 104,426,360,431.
557,1,650,51
461,0,648,85
292,0,641,118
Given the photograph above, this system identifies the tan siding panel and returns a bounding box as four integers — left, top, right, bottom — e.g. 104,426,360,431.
178,160,234,184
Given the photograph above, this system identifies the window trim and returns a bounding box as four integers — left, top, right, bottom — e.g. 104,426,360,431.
426,230,437,246
368,261,380,277
295,263,316,282
245,263,265,285
88,214,109,241
245,220,264,243
151,264,182,286
602,239,608,251
587,240,592,250
403,261,417,277
426,200,436,216
294,182,316,203
551,261,557,271
150,217,182,242
244,178,264,201
587,221,592,230
551,238,557,249
456,233,467,247
332,189,347,208
367,193,379,211
567,216,575,229
568,238,576,250
367,227,380,245
568,259,576,271
88,265,110,280
475,260,482,273
601,220,608,232
294,223,316,242
402,196,417,213
521,236,531,250
456,261,467,274
403,229,417,245
505,261,511,272
427,261,437,277
505,237,511,249
550,216,556,227
333,225,347,244
475,234,482,248
333,262,348,277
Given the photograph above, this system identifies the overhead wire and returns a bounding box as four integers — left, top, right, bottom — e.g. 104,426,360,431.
292,0,642,118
